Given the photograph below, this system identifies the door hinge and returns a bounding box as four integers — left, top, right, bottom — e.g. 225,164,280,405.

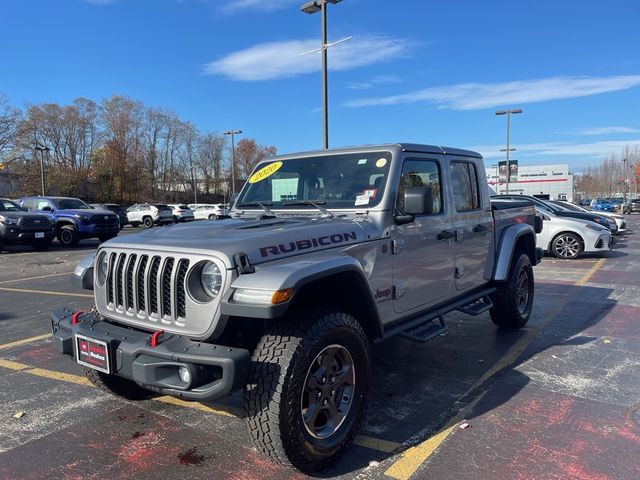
391,239,405,254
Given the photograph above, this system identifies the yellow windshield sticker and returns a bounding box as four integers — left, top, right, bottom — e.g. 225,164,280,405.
376,158,387,168
249,161,283,184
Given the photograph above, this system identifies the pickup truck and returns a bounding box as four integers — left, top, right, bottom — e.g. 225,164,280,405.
19,196,120,246
51,143,542,473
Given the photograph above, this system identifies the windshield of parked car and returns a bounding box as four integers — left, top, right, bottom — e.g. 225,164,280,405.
0,199,25,212
54,198,92,209
555,202,585,212
236,151,392,210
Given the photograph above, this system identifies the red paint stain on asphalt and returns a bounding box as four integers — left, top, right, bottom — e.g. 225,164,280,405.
562,463,610,480
114,431,179,470
547,397,575,425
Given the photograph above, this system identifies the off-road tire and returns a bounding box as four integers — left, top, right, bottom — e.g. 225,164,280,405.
551,232,583,259
490,253,534,329
142,216,153,228
244,310,370,473
83,367,155,401
58,225,79,247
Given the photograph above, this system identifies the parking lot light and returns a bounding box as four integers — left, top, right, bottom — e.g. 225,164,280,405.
495,109,523,195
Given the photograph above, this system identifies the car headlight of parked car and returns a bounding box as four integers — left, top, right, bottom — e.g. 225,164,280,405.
201,261,223,297
585,223,606,232
74,214,91,224
0,215,19,225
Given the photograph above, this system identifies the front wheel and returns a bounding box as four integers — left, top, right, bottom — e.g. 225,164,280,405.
551,232,583,259
142,216,154,228
58,225,79,247
490,253,534,329
244,310,370,473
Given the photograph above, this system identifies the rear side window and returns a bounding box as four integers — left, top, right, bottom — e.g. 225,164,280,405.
450,162,480,211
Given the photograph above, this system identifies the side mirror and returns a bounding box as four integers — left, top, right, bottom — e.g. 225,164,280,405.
404,186,434,215
42,206,53,212
542,214,550,221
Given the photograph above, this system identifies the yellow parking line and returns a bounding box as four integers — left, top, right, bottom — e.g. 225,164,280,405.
0,271,74,285
0,333,50,351
0,286,93,298
28,367,93,387
384,425,456,480
153,395,239,418
0,358,32,371
353,435,400,453
575,258,606,286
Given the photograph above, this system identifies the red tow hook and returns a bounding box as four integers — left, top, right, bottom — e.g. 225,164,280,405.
150,329,165,348
71,311,84,325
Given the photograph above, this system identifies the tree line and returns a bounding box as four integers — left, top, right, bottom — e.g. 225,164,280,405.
575,145,640,200
0,93,276,204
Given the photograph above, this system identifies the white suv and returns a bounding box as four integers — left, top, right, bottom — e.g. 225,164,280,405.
126,204,174,228
167,204,195,223
190,204,230,220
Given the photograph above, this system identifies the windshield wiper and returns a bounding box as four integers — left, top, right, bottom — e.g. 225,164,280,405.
236,202,277,219
282,200,333,218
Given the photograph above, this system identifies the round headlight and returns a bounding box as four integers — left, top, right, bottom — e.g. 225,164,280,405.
97,252,109,285
201,261,222,297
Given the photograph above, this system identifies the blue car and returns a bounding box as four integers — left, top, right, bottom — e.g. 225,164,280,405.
18,196,120,247
590,198,617,212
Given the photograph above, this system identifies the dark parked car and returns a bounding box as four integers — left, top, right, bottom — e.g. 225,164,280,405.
0,198,55,251
493,194,618,234
18,196,120,247
627,199,640,214
91,203,128,228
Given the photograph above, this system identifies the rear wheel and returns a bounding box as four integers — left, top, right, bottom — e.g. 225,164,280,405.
490,253,534,329
208,214,216,220
551,232,583,259
130,221,140,228
142,216,153,228
84,367,155,401
58,225,79,247
244,310,370,473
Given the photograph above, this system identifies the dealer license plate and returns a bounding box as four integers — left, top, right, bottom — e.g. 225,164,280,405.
76,334,110,374
35,232,45,238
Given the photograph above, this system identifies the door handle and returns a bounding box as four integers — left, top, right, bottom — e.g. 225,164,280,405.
437,230,456,240
472,224,488,234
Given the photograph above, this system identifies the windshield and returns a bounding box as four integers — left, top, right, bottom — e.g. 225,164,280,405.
54,198,91,209
237,151,392,210
555,202,584,212
0,199,24,212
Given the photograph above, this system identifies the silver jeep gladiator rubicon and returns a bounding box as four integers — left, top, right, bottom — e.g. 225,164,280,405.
51,143,542,473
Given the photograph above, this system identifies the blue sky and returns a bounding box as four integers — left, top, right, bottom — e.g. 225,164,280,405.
2,0,640,171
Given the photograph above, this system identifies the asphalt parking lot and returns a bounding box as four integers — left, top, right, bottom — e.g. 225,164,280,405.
1,221,639,480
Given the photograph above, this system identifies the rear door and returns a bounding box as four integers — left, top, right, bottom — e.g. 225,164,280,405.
392,157,455,313
450,160,493,291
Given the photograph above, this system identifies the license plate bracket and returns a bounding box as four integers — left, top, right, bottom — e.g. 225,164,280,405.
76,334,111,374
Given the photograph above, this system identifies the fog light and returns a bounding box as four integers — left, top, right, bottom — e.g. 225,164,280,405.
178,366,192,384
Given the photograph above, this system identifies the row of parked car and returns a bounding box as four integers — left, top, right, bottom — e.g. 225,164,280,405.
495,194,628,259
0,195,230,252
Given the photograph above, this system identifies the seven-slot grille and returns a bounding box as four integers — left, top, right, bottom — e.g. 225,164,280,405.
106,252,190,324
20,216,52,231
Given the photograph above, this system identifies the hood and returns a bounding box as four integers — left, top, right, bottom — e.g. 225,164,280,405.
0,210,53,220
104,216,376,267
59,208,117,218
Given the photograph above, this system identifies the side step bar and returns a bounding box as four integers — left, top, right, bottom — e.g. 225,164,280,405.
382,287,496,344
400,315,447,343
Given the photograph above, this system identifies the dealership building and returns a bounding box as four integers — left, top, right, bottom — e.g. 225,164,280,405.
485,163,574,202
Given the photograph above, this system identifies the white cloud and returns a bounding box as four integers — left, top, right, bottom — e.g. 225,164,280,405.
204,35,411,81
346,74,402,90
83,0,115,5
346,82,374,90
577,126,640,135
218,0,298,15
344,75,640,110
468,140,640,160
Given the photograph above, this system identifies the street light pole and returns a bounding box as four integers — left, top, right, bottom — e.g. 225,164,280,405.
495,108,523,195
223,130,242,197
301,0,343,150
34,145,50,196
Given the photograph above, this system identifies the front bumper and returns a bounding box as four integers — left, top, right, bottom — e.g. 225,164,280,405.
0,225,55,243
51,308,250,401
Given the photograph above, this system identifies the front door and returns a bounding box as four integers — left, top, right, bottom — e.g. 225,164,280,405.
393,158,455,314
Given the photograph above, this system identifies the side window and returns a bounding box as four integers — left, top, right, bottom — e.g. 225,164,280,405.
36,199,51,210
396,159,442,215
450,162,480,211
